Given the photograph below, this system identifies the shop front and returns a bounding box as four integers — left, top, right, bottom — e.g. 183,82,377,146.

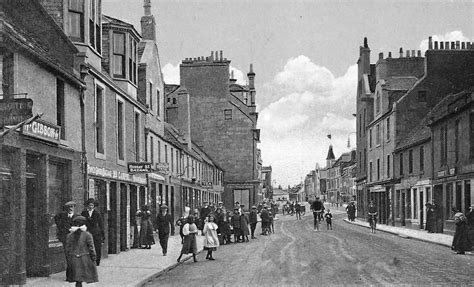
1,129,83,285
86,165,147,254
369,185,390,224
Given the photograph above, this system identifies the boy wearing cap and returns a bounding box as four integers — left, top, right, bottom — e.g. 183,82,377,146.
249,206,258,239
155,205,175,256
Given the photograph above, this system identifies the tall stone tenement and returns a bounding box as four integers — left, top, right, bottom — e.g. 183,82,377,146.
177,51,260,210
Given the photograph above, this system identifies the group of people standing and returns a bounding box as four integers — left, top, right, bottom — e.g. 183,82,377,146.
54,199,104,286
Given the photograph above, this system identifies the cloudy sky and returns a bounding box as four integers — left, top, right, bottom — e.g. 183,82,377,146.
103,0,473,187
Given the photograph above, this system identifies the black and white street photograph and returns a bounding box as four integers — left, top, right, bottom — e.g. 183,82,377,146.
0,0,473,286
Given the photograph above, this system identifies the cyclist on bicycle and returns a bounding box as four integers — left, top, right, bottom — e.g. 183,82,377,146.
368,200,377,232
311,197,324,231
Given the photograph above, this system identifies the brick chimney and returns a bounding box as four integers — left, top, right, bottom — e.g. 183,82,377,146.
247,64,256,106
141,0,156,41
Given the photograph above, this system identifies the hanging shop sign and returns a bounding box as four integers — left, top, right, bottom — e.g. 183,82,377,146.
22,118,60,144
0,98,33,127
128,162,152,173
155,162,169,175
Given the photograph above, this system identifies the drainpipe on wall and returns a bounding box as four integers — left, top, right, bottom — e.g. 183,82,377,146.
80,64,90,203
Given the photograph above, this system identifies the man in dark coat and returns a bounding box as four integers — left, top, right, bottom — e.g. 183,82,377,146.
231,208,242,242
452,212,472,254
249,206,258,239
55,201,80,245
155,205,174,256
81,198,104,265
260,206,271,235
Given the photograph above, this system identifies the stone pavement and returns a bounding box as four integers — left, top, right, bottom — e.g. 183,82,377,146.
25,233,204,287
327,203,455,248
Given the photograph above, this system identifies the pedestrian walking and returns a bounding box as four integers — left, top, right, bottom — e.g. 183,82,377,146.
325,209,333,230
55,201,80,246
346,202,356,222
203,214,219,260
295,202,301,220
311,197,324,231
249,206,258,239
177,215,198,263
260,206,271,235
425,202,436,233
81,198,104,265
65,216,98,287
269,211,275,234
155,205,175,256
231,208,242,242
240,210,250,242
466,204,474,250
175,215,187,244
452,212,472,254
136,205,154,249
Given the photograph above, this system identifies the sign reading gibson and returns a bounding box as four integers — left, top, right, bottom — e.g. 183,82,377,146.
22,118,60,144
0,98,33,127
128,162,152,173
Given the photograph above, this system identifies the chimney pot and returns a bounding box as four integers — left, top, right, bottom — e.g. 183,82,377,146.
440,42,444,49
451,42,455,49
411,50,415,57
220,51,223,61
434,41,438,50
445,41,449,49
378,52,383,60
406,50,410,57
456,41,460,49
399,47,403,57
462,42,466,49
417,50,421,57
388,52,392,58
211,51,214,60
428,36,433,50
364,37,368,48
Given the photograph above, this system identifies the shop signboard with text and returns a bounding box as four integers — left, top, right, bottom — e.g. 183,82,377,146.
22,118,60,144
128,162,152,173
0,98,33,127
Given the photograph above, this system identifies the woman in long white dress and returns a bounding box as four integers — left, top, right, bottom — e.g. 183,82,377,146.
203,214,220,260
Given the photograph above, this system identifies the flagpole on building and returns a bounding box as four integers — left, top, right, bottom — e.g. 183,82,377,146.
0,113,43,138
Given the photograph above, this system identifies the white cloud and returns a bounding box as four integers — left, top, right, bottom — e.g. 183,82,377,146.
419,31,470,52
162,63,180,85
258,56,357,187
230,66,247,85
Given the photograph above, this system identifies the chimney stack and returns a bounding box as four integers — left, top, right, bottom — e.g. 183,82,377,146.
388,52,392,58
220,51,223,61
440,42,444,49
141,0,156,41
378,52,383,60
434,41,438,49
428,36,433,50
417,50,421,57
399,47,403,58
456,41,460,49
406,50,410,57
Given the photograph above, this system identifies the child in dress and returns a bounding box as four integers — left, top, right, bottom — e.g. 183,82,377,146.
325,209,333,230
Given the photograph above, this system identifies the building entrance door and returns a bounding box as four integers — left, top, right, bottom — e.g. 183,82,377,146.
25,154,44,276
108,182,118,254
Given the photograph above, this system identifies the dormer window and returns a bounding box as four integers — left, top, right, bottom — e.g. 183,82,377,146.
113,32,125,78
68,0,84,42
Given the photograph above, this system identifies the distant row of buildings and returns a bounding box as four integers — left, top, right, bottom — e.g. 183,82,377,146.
0,0,268,285
355,37,474,231
303,145,357,205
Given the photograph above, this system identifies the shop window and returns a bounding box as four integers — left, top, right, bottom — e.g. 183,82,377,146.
68,0,84,42
113,32,125,78
57,79,66,140
48,161,67,242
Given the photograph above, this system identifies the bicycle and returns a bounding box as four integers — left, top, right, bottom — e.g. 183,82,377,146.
313,210,322,231
368,213,377,233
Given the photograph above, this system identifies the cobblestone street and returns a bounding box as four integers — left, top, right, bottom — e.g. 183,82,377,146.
145,212,473,286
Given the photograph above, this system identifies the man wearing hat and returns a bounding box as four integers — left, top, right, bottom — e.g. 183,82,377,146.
155,205,174,256
249,206,258,239
54,201,80,245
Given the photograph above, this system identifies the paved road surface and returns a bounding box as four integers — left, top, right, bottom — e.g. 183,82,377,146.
144,211,473,286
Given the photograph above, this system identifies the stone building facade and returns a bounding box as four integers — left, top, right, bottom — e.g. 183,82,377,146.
0,1,85,284
176,53,260,211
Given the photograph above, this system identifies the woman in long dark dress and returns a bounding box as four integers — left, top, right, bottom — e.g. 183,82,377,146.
177,215,198,262
136,205,154,249
65,216,98,286
452,212,472,255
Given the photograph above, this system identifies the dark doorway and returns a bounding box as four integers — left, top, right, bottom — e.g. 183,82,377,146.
401,192,406,226
419,189,424,229
465,181,471,214
108,182,118,254
130,185,138,249
120,183,128,251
